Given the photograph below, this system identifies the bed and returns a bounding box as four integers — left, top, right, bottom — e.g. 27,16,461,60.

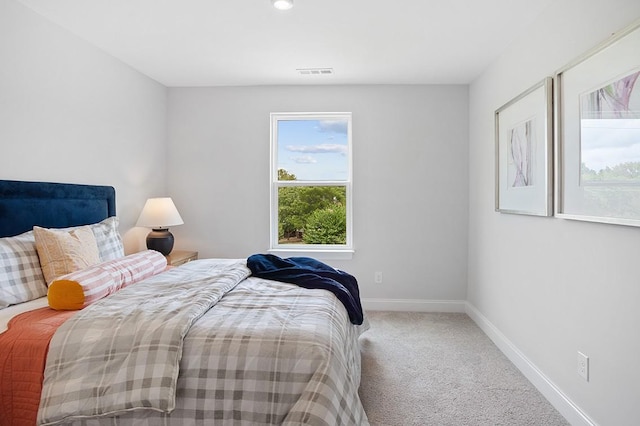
0,179,369,426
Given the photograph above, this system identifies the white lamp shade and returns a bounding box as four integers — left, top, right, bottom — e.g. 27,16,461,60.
136,197,184,229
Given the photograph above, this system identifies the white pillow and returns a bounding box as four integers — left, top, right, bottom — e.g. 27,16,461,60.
0,231,47,309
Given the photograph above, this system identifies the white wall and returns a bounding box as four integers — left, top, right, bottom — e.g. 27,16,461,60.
468,1,640,425
167,85,469,304
0,0,167,252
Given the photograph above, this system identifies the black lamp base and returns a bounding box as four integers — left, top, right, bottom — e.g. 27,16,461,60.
146,228,174,256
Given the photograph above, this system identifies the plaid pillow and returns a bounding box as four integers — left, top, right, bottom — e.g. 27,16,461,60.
0,231,47,309
89,217,125,262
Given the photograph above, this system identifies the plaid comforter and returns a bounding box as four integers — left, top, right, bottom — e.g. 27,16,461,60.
37,259,369,425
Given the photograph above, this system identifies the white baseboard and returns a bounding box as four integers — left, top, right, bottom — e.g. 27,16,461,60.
465,302,596,426
362,298,466,313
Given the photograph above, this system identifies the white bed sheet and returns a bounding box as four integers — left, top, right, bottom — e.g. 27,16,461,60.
0,297,48,333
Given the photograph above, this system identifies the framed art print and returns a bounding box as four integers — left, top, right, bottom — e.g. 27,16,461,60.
495,77,553,216
555,20,640,226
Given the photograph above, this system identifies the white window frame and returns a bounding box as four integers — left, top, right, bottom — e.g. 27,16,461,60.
269,112,353,260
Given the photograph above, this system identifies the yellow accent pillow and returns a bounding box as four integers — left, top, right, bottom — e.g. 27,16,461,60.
33,225,101,285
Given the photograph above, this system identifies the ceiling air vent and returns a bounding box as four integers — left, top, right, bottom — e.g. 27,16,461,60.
297,68,334,76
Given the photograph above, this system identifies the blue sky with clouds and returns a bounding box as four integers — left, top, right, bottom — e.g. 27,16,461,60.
277,119,349,181
580,75,640,173
581,119,640,171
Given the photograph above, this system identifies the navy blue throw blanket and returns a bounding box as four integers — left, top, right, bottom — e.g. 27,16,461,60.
246,254,363,325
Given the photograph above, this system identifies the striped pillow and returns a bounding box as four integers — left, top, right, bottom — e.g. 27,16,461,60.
0,231,47,309
47,250,167,310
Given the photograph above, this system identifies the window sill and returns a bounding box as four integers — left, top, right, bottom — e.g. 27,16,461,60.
268,248,354,260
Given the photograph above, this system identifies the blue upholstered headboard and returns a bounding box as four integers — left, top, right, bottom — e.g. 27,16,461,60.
0,180,116,237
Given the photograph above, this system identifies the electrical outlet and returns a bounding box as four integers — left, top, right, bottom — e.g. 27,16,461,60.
577,351,589,381
374,271,383,284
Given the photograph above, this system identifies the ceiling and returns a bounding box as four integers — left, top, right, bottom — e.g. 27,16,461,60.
17,0,552,87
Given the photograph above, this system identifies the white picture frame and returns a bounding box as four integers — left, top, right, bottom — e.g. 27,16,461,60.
495,77,553,216
555,20,640,226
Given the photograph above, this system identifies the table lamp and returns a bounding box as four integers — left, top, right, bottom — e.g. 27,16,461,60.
136,197,184,255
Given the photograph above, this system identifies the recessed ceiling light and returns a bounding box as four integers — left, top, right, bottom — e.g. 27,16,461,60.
272,0,293,10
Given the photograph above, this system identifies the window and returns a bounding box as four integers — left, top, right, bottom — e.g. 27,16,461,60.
270,112,353,258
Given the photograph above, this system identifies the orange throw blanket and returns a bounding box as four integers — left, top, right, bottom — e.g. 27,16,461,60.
0,307,75,426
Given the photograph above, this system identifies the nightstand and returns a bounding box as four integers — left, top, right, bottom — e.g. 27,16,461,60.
166,250,198,267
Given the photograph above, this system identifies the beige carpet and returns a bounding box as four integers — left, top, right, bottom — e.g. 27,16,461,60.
358,311,569,426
